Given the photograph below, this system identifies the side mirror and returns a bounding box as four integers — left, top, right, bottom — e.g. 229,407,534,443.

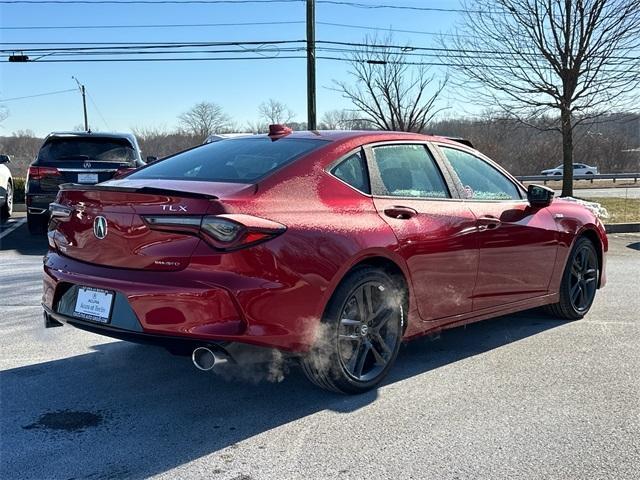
146,156,158,164
527,184,554,207
0,154,11,164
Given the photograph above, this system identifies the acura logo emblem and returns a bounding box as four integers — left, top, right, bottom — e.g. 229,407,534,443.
93,216,108,239
83,161,92,169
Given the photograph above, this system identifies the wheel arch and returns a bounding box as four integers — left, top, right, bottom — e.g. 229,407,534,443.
575,226,605,288
322,251,414,334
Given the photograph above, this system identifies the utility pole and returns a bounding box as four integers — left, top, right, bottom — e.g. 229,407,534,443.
306,0,317,130
72,76,89,131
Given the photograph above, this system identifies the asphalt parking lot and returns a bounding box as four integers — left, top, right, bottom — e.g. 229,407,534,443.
1,214,639,480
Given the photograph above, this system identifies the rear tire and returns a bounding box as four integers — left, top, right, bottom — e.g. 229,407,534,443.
545,236,599,320
27,212,48,235
0,181,12,223
301,267,405,394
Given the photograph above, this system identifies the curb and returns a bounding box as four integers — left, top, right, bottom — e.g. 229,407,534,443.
605,223,640,234
14,203,26,213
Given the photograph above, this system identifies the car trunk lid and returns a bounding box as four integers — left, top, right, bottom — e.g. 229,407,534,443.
51,179,254,271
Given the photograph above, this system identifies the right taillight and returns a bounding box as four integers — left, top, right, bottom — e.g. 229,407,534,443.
28,166,60,181
142,214,286,251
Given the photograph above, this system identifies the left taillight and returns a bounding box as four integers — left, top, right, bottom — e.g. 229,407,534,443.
141,214,286,251
27,166,60,181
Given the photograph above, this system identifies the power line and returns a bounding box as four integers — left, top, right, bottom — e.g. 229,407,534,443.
0,0,484,11
0,40,303,45
86,90,111,130
20,55,309,62
0,47,306,57
0,39,305,53
317,1,483,13
317,21,470,38
0,20,472,39
4,39,637,61
0,20,305,30
0,88,76,102
317,40,640,61
0,0,302,4
2,54,631,74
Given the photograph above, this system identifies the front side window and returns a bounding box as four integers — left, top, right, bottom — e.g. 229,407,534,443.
129,137,329,183
371,144,449,198
441,147,521,200
331,151,370,193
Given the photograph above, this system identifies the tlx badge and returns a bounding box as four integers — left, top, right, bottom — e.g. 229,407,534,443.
162,205,188,212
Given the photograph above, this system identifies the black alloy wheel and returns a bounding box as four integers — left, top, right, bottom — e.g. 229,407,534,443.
301,267,405,394
546,236,599,320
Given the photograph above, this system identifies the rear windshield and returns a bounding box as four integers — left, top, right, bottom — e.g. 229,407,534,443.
38,137,137,163
128,137,329,183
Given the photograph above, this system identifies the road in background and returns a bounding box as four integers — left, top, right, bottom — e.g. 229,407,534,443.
561,187,640,199
1,220,639,479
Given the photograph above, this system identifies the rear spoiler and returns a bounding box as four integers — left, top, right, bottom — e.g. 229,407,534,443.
445,137,474,148
58,183,219,200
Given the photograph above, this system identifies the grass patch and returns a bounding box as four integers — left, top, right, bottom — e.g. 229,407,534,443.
585,197,640,223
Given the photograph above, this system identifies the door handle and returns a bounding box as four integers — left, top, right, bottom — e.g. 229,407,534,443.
477,216,501,231
384,206,418,220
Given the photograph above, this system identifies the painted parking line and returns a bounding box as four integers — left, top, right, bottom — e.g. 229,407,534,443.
0,217,27,241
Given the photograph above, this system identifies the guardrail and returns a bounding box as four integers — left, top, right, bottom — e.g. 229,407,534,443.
516,173,640,184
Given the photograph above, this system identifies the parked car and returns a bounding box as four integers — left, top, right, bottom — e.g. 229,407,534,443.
42,127,607,394
0,154,13,223
541,163,598,176
26,132,146,234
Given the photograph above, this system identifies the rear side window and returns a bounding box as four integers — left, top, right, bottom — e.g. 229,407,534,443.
38,138,136,163
129,137,329,183
371,144,450,198
331,151,370,194
441,147,521,200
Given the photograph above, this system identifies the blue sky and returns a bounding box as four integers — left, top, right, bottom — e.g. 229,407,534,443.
0,0,462,136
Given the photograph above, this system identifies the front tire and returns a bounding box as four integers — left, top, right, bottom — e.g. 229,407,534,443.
545,236,599,320
301,267,405,394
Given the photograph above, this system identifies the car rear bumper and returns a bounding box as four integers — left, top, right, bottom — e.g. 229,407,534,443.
42,304,232,354
42,250,322,352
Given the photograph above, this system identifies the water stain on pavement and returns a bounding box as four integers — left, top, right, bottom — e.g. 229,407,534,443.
23,409,104,432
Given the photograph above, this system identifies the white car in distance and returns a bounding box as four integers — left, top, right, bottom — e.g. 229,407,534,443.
541,163,599,176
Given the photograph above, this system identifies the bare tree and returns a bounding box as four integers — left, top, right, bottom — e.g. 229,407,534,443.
320,109,372,130
333,34,448,133
258,99,295,125
178,101,231,141
444,0,640,196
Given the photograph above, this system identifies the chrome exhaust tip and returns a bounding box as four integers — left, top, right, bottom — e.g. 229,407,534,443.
192,347,229,371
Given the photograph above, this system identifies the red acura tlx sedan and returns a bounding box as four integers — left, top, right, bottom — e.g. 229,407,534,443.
42,126,607,394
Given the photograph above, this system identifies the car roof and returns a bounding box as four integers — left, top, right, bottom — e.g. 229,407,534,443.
45,131,139,145
271,130,469,147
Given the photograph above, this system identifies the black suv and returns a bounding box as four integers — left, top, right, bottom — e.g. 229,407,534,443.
26,132,146,234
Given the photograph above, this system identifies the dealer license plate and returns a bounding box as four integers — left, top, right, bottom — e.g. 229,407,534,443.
77,173,98,183
73,287,114,323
